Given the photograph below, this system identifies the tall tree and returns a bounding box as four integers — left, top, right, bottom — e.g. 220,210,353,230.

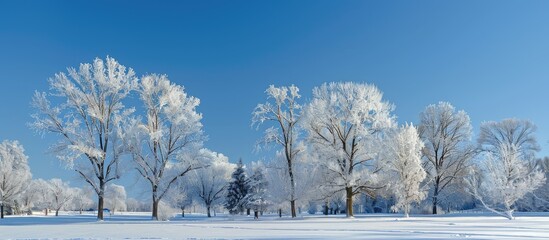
467,119,545,219
191,149,233,217
0,140,32,219
225,159,250,215
252,84,302,217
123,74,205,220
302,82,395,217
383,124,426,218
30,57,137,220
418,102,475,214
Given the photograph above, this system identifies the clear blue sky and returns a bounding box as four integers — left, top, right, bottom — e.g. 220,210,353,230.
1,1,548,190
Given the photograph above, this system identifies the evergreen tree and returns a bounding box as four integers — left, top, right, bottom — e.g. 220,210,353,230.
225,159,249,214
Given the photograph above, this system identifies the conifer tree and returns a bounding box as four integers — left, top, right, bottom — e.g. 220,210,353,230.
225,159,249,214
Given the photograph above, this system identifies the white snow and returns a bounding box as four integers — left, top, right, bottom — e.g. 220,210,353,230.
1,212,549,239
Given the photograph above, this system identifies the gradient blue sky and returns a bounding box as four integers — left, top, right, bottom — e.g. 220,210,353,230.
1,1,548,190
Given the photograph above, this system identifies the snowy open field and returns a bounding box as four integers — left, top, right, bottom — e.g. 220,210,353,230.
1,212,549,239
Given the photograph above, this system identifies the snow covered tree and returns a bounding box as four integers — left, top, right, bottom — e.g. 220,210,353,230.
105,183,127,214
418,102,476,214
191,149,233,217
71,187,94,214
0,140,32,219
253,84,303,217
383,124,426,218
245,162,270,219
47,178,75,216
122,74,205,220
467,119,546,219
266,151,319,217
519,156,549,211
20,180,41,214
32,179,54,215
167,176,193,217
30,57,137,220
126,198,141,212
467,145,545,219
225,159,250,215
302,82,395,217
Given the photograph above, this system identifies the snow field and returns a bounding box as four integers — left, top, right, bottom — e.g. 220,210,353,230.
1,212,549,239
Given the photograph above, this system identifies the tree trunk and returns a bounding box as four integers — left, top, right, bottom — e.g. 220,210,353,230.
152,199,159,220
98,195,104,220
97,180,105,220
1,204,4,219
324,201,329,215
432,178,439,215
254,210,259,219
432,192,438,214
288,160,297,218
44,208,48,216
278,208,282,218
55,209,59,216
290,200,297,218
246,208,250,216
181,207,185,218
207,205,211,218
346,187,354,217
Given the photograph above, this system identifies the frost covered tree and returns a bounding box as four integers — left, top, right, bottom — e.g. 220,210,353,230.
266,151,319,217
33,179,54,215
126,198,141,212
467,145,545,219
123,74,205,220
245,162,270,219
105,183,127,214
519,156,549,211
253,84,302,217
225,159,249,215
191,149,233,217
467,119,546,219
71,187,94,214
383,124,426,218
47,178,75,216
302,82,396,217
167,177,193,217
20,180,41,214
0,140,32,219
30,57,137,220
418,102,475,214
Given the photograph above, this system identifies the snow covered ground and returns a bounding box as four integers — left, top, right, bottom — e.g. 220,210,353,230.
1,212,549,239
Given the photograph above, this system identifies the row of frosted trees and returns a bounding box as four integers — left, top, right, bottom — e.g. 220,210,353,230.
1,57,546,221
251,83,546,220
